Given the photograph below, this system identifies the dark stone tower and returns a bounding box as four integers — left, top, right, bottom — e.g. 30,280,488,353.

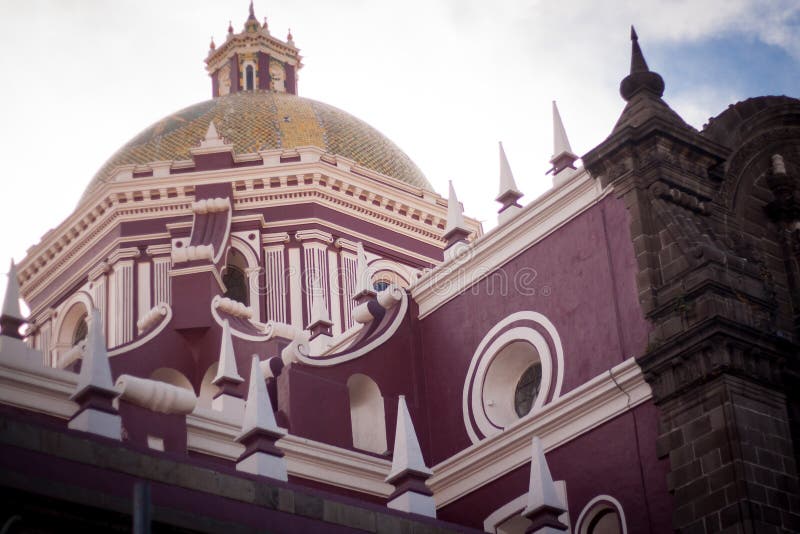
583,27,800,533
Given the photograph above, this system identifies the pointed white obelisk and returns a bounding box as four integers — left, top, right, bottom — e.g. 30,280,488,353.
0,261,25,339
521,437,567,533
353,242,376,304
386,396,436,518
496,142,524,225
212,320,245,415
549,102,578,183
236,356,287,480
307,274,332,337
68,309,122,440
443,181,470,261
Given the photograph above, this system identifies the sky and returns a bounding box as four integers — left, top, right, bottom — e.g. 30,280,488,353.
0,0,798,310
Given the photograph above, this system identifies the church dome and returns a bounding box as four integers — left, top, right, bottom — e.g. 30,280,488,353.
83,90,432,201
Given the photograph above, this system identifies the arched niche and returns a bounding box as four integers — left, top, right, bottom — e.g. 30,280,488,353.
347,374,387,454
576,496,627,534
224,237,261,319
52,291,94,368
198,363,221,408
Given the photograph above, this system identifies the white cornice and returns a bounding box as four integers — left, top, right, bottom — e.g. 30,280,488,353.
428,357,651,508
411,171,607,318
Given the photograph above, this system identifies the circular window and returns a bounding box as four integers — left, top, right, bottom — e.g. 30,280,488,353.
482,340,544,429
514,363,542,417
72,315,88,346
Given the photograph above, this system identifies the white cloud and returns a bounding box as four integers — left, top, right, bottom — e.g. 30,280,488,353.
0,0,797,309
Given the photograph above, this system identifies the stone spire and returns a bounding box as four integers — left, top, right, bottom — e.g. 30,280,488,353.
549,101,578,176
607,26,690,136
68,309,122,440
521,437,567,533
236,355,288,480
212,320,245,415
620,26,665,102
0,261,25,339
353,242,376,304
496,142,523,224
443,181,471,259
386,396,436,517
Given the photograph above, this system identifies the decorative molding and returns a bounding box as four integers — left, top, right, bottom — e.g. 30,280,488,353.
262,232,291,244
334,238,359,252
107,247,141,266
186,408,393,497
429,357,651,508
295,229,334,243
145,243,172,257
411,170,607,318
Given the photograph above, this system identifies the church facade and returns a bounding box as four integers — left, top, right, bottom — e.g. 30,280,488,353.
1,5,798,533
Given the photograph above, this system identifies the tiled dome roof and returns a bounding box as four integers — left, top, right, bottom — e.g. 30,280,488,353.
83,91,431,201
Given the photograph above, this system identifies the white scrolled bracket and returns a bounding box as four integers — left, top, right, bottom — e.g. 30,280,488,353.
259,356,285,379
214,297,253,319
352,302,377,324
171,244,215,264
58,340,86,369
115,374,197,414
263,321,303,341
191,197,230,214
137,303,169,334
280,336,310,367
376,286,403,309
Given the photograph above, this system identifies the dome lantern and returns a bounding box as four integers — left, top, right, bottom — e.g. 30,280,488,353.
206,2,302,97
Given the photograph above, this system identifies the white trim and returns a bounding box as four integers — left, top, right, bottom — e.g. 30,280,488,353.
411,171,607,318
469,328,552,440
288,247,303,329
575,495,627,534
296,287,408,367
430,358,651,508
482,481,570,533
108,303,172,357
463,312,564,444
186,408,393,497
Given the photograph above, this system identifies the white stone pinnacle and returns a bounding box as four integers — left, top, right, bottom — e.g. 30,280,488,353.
444,180,467,236
387,395,432,482
206,121,220,142
552,101,573,159
522,436,564,516
238,355,284,440
309,275,331,325
354,242,374,297
198,120,228,149
72,309,117,399
2,260,24,322
214,319,244,385
497,142,522,200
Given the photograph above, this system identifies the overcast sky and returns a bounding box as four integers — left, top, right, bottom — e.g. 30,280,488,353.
0,0,798,309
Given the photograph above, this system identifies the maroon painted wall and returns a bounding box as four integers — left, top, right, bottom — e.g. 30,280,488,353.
416,195,651,463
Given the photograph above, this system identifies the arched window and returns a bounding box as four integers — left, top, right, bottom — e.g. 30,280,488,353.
72,314,88,346
223,248,249,305
576,496,627,534
347,374,387,454
245,65,254,90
